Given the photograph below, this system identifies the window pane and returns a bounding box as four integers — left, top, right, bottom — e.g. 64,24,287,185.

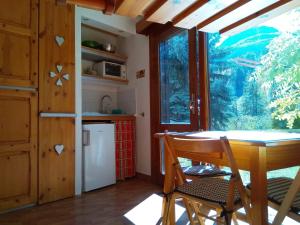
208,8,300,131
160,30,190,124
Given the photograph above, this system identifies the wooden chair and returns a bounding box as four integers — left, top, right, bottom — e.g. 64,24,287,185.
249,168,300,225
162,134,252,225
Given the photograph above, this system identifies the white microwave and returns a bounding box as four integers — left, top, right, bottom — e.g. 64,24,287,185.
93,61,126,80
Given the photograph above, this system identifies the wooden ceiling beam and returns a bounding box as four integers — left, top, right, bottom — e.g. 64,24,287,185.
64,0,122,14
115,0,125,10
103,0,115,15
136,19,154,34
172,0,209,26
146,0,198,24
196,0,251,29
143,0,167,20
65,0,106,10
220,0,292,34
116,0,155,18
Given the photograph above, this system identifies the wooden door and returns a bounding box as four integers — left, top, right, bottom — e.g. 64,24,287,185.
0,0,39,212
0,0,38,88
150,27,199,183
38,0,75,204
0,89,37,211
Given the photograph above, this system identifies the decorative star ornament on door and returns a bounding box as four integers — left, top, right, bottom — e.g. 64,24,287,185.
49,64,70,87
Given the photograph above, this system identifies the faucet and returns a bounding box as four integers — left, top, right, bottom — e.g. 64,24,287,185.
99,95,112,114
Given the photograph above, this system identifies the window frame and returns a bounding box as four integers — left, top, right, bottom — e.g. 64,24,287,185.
149,26,200,184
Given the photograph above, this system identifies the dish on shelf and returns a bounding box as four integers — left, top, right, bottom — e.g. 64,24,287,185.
82,40,102,49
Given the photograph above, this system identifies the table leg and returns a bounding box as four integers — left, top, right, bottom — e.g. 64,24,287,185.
250,146,268,225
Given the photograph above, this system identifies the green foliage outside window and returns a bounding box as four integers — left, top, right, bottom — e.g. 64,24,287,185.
208,8,300,131
160,30,190,124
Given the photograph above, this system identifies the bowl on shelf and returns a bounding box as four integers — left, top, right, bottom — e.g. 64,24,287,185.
102,43,116,53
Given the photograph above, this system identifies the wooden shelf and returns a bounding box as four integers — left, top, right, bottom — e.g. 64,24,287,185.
82,74,129,85
81,46,127,63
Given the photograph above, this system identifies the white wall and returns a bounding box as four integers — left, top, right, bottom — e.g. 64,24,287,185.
82,78,118,113
122,35,151,176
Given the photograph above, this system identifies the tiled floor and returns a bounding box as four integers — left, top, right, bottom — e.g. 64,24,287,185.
0,178,298,225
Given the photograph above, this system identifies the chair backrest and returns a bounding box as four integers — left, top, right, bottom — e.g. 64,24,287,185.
163,134,241,188
167,135,224,154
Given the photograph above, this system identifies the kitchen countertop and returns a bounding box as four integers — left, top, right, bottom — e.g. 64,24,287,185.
82,114,135,121
82,112,135,121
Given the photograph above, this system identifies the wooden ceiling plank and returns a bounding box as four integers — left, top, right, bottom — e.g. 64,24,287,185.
116,0,155,18
146,0,197,24
172,0,209,26
196,0,251,29
220,0,292,33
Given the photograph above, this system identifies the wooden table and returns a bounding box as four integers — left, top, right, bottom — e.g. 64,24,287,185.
156,131,300,225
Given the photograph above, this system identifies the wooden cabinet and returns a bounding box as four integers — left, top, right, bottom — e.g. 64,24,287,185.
0,0,38,88
39,118,75,204
0,0,75,210
0,0,39,212
39,0,75,113
0,89,37,211
38,0,75,204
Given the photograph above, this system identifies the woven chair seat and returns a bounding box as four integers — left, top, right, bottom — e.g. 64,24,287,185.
247,177,300,214
176,177,241,206
182,165,231,177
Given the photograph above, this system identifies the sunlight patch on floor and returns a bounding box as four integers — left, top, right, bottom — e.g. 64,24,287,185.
124,194,299,225
124,194,186,225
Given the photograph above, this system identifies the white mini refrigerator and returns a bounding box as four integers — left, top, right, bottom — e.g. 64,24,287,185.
82,123,116,192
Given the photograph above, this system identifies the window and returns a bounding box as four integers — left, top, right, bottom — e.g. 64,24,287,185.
207,8,300,131
159,30,190,124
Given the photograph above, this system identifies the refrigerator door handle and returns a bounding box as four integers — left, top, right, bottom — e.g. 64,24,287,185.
82,130,90,147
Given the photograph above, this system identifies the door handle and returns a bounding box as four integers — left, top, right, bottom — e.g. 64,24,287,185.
82,130,90,147
189,93,195,114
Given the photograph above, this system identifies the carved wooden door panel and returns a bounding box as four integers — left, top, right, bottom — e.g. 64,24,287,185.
0,90,37,211
38,0,75,204
0,0,38,88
